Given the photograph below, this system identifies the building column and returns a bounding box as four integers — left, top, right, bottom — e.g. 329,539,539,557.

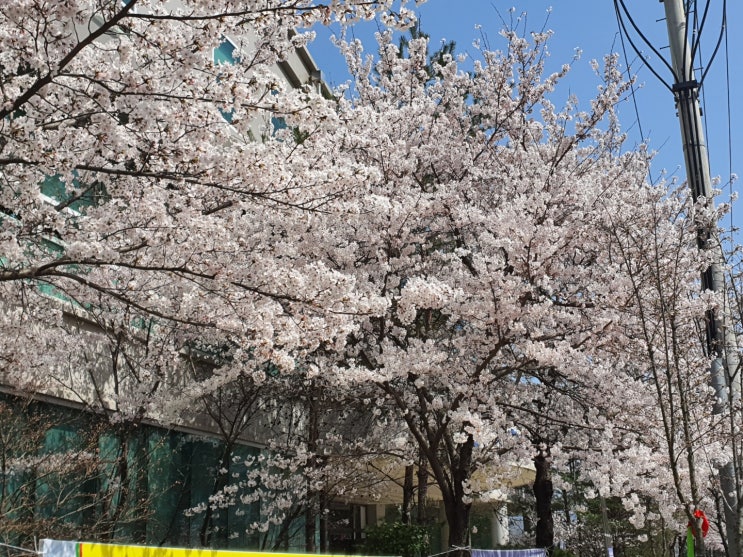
366,504,386,527
491,504,509,547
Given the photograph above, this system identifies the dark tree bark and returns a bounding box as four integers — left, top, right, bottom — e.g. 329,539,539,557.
441,435,474,554
319,491,328,552
305,391,319,553
402,464,415,524
533,450,554,552
417,455,428,524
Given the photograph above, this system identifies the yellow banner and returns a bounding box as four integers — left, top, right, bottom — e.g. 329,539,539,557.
41,539,334,557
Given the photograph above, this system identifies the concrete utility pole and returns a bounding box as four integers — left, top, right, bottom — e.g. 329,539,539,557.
662,1,741,555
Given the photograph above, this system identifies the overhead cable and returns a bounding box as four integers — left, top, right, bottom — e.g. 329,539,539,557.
613,0,674,91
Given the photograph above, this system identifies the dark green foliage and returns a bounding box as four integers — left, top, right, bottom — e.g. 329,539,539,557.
293,127,310,144
362,521,430,557
397,20,456,82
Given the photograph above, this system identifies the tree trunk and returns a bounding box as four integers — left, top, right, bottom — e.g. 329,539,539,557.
442,434,474,554
402,464,415,524
102,428,131,541
200,443,233,546
305,491,317,552
305,388,319,553
417,455,428,524
735,500,743,557
319,491,328,552
533,451,554,552
694,523,706,557
446,503,472,549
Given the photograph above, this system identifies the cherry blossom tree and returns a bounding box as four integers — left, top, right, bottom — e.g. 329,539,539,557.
484,180,725,553
284,25,699,550
0,3,411,549
0,0,414,419
716,238,743,557
596,188,722,549
537,188,729,556
0,393,190,547
184,364,411,551
254,18,743,553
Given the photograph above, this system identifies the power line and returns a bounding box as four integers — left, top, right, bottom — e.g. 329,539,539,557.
613,0,674,92
614,21,645,144
613,0,725,89
723,0,734,239
613,7,653,183
694,1,712,177
697,0,727,86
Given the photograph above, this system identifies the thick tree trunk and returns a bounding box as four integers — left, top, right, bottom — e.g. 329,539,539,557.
441,486,472,557
442,434,474,555
446,503,472,549
533,451,554,552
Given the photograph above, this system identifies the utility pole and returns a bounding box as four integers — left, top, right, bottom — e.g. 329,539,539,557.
662,1,741,556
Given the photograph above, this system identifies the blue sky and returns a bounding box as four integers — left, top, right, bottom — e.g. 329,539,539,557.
308,1,742,230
